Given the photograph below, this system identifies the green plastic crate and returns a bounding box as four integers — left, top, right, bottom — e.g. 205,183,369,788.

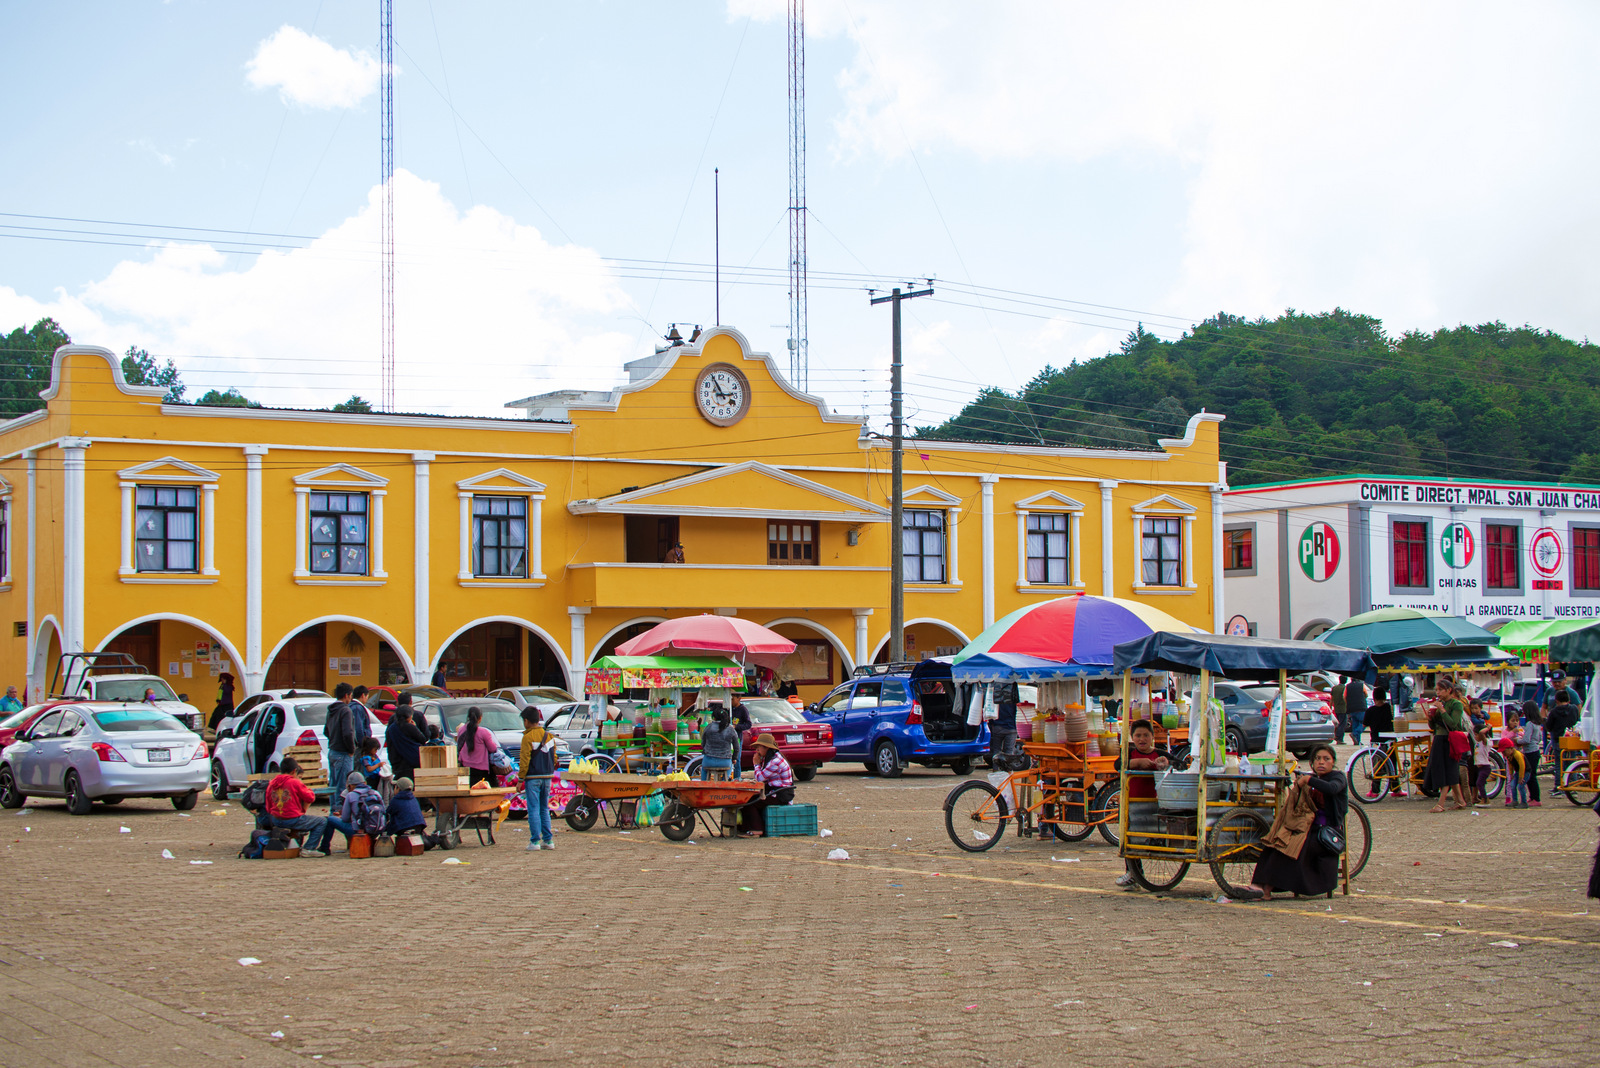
765,802,819,837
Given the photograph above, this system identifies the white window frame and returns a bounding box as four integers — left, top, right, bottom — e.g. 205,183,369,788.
293,464,389,585
456,469,546,586
117,458,220,584
1014,491,1085,591
900,484,962,586
0,475,11,589
1131,493,1197,592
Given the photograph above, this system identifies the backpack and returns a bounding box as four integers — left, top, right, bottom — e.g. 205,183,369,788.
240,779,268,813
351,789,387,836
239,829,270,859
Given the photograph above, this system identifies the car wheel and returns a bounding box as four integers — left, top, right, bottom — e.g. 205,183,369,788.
874,741,903,778
172,790,198,811
98,796,125,805
210,759,230,800
950,757,972,776
64,771,93,815
0,766,25,809
793,764,817,782
1225,727,1247,756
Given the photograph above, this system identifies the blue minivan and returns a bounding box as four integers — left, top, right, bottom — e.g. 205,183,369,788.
805,660,989,777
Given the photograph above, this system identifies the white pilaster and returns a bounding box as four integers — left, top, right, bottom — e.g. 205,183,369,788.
567,607,590,695
531,496,546,580
371,490,387,578
1100,480,1116,596
25,452,36,698
118,481,135,575
852,608,873,667
244,445,268,692
1183,513,1197,588
61,438,90,655
293,487,310,577
1132,513,1147,588
413,453,433,680
947,507,962,585
457,492,473,580
1210,486,1225,631
1070,511,1083,587
201,483,219,575
979,475,997,627
1016,509,1030,587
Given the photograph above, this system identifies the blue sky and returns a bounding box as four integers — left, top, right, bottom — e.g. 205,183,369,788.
3,1,1597,422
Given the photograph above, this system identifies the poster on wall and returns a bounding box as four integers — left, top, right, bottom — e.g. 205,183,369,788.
337,657,363,677
195,640,211,659
779,641,833,686
181,662,192,678
167,661,179,676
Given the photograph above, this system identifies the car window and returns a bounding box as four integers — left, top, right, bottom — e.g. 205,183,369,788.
95,679,180,702
235,712,258,735
235,695,263,716
439,701,522,733
881,681,909,705
0,707,38,730
545,712,571,731
91,709,186,732
818,689,851,714
58,711,85,737
573,710,594,731
851,683,882,710
28,711,63,738
742,704,805,725
290,702,331,727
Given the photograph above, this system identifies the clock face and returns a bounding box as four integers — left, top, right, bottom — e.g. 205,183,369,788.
694,363,750,426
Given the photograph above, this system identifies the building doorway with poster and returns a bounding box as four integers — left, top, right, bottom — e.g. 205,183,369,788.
435,621,568,696
266,624,325,691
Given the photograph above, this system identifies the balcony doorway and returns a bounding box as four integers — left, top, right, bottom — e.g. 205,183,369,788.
625,515,679,563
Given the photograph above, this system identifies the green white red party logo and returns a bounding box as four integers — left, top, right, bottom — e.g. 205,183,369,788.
1440,521,1474,569
1298,521,1340,581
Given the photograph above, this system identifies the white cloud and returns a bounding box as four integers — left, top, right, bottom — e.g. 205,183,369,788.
127,138,175,167
12,171,636,415
245,25,382,110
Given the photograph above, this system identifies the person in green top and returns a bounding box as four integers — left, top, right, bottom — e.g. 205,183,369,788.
1425,678,1470,812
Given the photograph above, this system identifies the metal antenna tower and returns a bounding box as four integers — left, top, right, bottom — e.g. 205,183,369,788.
379,0,396,411
786,0,808,391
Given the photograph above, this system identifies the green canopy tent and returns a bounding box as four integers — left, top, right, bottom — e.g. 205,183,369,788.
1548,621,1600,665
1496,618,1599,666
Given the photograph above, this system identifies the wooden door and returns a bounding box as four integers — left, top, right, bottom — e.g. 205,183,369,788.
491,634,521,690
266,624,325,690
105,621,159,675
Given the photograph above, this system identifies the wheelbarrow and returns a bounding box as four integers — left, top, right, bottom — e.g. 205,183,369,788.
656,780,764,841
415,786,517,847
561,771,662,831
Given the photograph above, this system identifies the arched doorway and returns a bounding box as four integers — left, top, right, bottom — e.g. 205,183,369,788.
96,615,246,705
764,619,854,705
264,618,414,694
589,617,667,663
433,619,569,696
871,619,970,664
27,615,62,704
1295,619,1336,641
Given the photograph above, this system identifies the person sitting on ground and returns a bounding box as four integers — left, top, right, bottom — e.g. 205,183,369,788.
1113,719,1171,889
385,776,427,836
740,733,795,838
384,699,426,782
339,770,388,839
358,736,385,791
699,707,740,781
1245,742,1348,900
264,757,332,858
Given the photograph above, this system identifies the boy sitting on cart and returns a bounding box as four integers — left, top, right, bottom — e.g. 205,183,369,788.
1113,720,1169,889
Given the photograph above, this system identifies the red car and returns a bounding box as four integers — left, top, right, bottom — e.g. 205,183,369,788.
366,685,451,723
0,704,62,749
731,697,834,781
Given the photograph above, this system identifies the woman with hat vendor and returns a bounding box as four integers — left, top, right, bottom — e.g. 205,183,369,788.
739,733,795,838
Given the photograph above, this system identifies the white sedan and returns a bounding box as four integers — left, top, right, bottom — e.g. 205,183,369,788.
211,697,386,799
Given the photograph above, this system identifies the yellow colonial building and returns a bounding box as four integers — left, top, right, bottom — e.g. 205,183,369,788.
0,328,1226,705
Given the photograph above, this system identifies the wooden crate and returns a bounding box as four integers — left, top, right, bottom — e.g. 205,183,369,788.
414,767,468,788
420,746,458,769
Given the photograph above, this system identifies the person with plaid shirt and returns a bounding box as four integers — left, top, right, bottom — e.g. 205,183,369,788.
740,733,795,837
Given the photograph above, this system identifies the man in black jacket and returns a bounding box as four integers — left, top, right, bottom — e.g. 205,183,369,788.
326,683,356,808
384,698,426,782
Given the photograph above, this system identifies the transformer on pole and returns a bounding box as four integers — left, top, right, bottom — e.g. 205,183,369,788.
379,0,396,412
787,0,807,391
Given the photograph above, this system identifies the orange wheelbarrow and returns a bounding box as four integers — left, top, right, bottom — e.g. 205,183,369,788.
561,771,661,832
656,779,764,841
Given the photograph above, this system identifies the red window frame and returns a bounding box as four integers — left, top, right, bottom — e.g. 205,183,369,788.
1484,524,1519,590
1575,527,1600,591
1392,521,1428,588
1225,528,1253,571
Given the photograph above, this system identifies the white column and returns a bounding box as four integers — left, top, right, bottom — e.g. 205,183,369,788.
1132,514,1147,589
244,445,268,692
413,453,433,680
25,452,36,698
531,496,546,580
1183,514,1197,588
852,608,873,666
61,438,90,655
1210,486,1225,630
457,492,473,580
202,483,219,575
980,475,997,627
1100,480,1117,596
1016,509,1030,587
567,607,589,696
947,507,962,585
371,490,387,578
118,481,135,575
293,487,310,577
1071,512,1083,587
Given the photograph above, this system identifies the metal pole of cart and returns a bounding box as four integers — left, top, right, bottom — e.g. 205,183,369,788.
1117,669,1132,848
1195,669,1211,840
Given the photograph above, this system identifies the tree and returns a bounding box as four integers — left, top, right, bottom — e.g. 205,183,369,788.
194,388,261,408
0,318,71,418
120,346,186,403
1564,453,1600,486
330,395,373,413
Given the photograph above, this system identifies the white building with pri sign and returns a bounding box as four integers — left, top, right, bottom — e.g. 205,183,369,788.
1220,475,1600,640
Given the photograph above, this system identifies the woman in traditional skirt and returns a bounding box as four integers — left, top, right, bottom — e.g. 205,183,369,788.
1426,679,1470,812
1247,743,1347,899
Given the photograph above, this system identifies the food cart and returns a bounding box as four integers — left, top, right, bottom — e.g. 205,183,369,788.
1107,632,1375,896
1548,621,1600,805
582,654,748,772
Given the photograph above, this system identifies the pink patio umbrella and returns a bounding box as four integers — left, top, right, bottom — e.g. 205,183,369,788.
615,615,797,670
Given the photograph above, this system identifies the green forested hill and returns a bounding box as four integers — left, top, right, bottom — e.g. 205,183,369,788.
914,309,1600,487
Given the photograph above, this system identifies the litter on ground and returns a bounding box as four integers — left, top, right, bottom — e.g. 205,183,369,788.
238,957,262,966
827,848,850,860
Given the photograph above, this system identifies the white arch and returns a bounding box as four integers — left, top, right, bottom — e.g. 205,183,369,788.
1294,618,1337,641
431,615,572,683
94,614,246,689
762,616,857,677
868,617,973,663
586,615,669,666
263,615,417,695
28,614,61,703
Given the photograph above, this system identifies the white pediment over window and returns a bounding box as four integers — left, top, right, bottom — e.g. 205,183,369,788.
293,463,389,488
1015,490,1085,511
900,483,962,506
0,475,12,495
457,468,547,496
1131,493,1196,514
118,457,221,484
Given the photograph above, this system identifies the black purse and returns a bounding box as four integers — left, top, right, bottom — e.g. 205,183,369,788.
1315,823,1345,855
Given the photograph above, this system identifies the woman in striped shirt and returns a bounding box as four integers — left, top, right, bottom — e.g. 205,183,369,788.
740,733,795,838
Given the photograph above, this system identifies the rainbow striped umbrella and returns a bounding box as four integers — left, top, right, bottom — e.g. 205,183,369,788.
952,594,1200,681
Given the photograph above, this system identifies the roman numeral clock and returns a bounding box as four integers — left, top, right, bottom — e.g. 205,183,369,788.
694,362,752,427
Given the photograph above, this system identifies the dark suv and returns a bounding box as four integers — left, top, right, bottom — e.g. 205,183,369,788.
806,661,989,777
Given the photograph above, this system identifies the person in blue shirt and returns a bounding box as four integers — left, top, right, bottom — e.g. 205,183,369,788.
385,777,427,836
0,686,22,713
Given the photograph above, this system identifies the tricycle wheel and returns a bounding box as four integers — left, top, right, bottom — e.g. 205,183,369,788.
1561,761,1598,807
793,764,817,782
944,779,1007,852
1051,815,1093,842
659,799,695,841
1128,857,1189,892
1345,803,1372,879
564,795,599,832
1206,808,1269,898
589,753,621,774
1091,782,1122,846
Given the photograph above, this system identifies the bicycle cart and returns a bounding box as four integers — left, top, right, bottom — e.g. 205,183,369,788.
1556,738,1598,806
1108,632,1376,896
1347,730,1509,804
561,771,663,831
946,741,1123,851
656,779,764,841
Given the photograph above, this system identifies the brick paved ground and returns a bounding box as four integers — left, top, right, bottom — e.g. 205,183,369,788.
1,757,1596,1067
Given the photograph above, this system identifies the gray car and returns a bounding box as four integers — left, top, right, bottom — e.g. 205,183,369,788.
0,703,209,813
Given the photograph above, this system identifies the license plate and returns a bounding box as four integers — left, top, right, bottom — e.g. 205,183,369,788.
786,733,803,744
1289,713,1304,722
146,749,171,762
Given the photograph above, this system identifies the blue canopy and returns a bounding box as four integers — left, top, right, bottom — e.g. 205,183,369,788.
950,651,1143,683
1368,645,1519,675
1112,632,1374,680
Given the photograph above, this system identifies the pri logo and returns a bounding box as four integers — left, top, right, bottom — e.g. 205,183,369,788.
1440,521,1475,569
1298,521,1340,582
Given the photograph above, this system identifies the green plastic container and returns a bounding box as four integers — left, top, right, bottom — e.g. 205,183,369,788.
764,803,819,837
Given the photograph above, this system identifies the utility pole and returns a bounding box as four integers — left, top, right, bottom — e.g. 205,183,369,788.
786,0,808,389
714,167,720,326
870,284,933,662
379,0,395,412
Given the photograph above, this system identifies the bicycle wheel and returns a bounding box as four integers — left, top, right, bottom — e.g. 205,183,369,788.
1560,761,1599,807
1206,808,1269,898
1128,857,1190,892
1482,750,1507,801
944,779,1009,852
1344,803,1372,879
1346,746,1392,804
1091,781,1122,846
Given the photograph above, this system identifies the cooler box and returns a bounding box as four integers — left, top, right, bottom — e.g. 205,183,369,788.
765,803,819,837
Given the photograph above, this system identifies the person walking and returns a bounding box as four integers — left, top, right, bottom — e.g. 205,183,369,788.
455,706,500,787
1517,701,1544,808
384,699,426,783
431,666,448,689
325,683,357,809
209,672,236,731
1426,680,1470,812
1344,677,1368,748
1331,679,1348,745
519,707,558,851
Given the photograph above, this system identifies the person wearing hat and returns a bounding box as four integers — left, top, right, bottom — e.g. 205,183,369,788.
739,733,795,838
664,542,686,564
385,776,427,837
337,770,386,838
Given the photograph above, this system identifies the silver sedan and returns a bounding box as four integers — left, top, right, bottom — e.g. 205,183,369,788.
0,703,208,814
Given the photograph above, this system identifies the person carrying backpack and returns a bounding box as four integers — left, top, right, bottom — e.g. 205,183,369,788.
339,771,388,838
519,707,558,851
